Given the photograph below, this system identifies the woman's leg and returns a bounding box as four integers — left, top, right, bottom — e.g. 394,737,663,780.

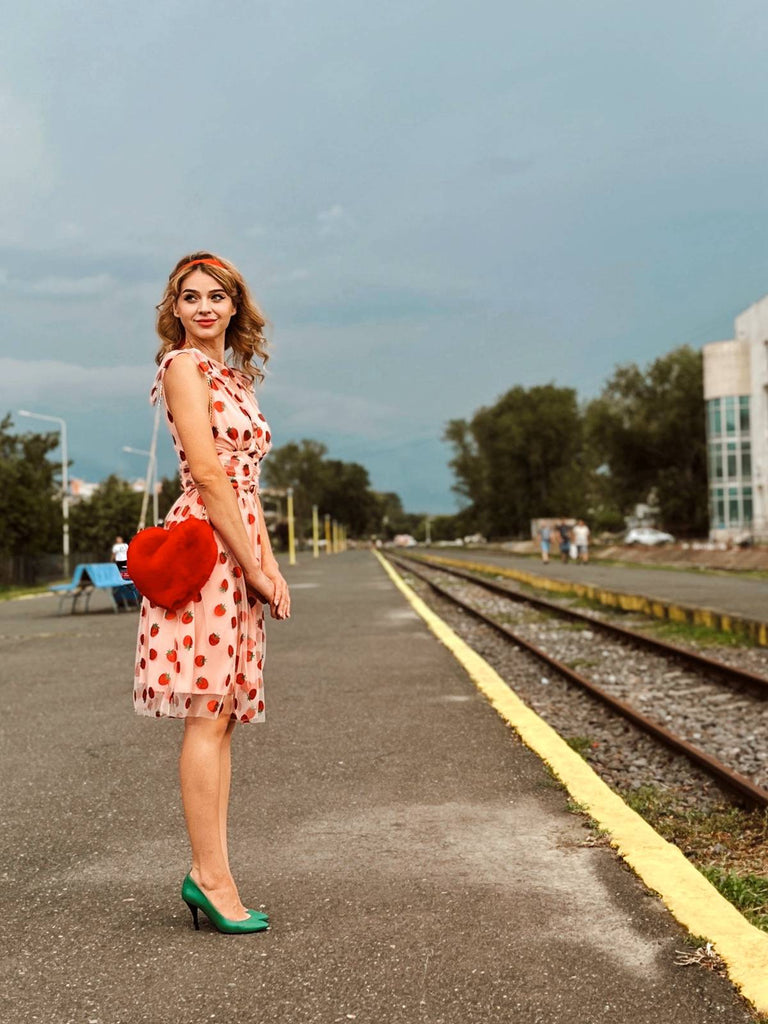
180,713,247,920
219,717,236,874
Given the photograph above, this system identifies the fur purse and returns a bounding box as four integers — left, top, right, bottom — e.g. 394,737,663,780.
127,518,218,610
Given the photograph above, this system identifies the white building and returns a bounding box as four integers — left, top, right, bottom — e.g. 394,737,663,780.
703,294,768,540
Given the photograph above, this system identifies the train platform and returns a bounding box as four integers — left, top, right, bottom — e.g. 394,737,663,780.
2,551,766,1022
422,546,768,643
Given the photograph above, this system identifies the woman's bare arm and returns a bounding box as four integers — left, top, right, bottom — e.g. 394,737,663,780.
255,494,277,571
162,353,275,602
255,494,290,619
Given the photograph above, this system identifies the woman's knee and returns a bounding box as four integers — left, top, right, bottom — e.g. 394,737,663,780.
183,712,232,745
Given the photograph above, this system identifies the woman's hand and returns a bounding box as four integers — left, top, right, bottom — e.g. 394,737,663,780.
263,563,290,620
245,568,275,606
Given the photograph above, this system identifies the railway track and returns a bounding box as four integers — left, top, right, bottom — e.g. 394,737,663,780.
387,552,768,809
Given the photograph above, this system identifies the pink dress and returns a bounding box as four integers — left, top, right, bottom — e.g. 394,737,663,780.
133,347,272,724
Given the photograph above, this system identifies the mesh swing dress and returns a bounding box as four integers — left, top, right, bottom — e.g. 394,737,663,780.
133,347,272,723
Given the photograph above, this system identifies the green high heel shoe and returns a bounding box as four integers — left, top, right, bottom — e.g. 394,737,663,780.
181,874,269,934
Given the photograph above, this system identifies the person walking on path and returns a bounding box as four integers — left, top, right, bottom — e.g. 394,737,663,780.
539,523,551,564
111,535,129,574
573,519,591,563
557,520,571,563
132,252,290,934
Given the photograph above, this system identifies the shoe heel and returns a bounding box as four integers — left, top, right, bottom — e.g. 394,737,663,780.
184,900,200,930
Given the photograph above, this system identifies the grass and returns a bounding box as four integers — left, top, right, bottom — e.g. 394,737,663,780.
699,867,768,932
435,555,762,649
566,782,768,1017
620,784,768,931
596,558,768,582
565,592,756,648
564,735,597,759
565,657,599,670
488,545,768,580
643,618,755,649
565,797,589,814
0,583,53,601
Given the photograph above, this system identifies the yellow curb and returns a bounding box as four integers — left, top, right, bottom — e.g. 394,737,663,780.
412,552,768,647
374,549,768,1013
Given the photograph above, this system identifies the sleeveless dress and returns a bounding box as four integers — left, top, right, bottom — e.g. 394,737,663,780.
133,347,272,724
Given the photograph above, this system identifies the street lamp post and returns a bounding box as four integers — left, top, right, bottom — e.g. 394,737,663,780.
324,513,332,554
312,504,320,558
18,409,70,578
123,446,158,529
124,400,162,531
286,487,296,566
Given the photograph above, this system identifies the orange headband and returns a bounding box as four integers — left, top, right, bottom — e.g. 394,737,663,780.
177,258,226,274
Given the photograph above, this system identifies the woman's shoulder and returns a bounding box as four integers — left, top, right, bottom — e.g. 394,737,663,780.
150,348,211,405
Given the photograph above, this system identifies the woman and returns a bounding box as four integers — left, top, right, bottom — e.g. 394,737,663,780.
133,252,290,934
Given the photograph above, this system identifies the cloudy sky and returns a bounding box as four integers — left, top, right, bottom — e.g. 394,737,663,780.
2,0,768,512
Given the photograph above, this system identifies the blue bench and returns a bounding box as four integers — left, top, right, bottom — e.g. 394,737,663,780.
50,563,140,614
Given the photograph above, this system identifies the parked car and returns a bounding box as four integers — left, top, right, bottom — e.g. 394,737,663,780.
393,534,417,547
624,527,675,546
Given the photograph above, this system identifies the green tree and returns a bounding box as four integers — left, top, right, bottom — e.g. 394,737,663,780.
426,513,468,542
69,475,143,556
317,459,378,536
158,475,182,521
262,439,383,538
261,439,328,537
444,385,586,538
370,492,415,539
0,414,62,562
585,346,707,536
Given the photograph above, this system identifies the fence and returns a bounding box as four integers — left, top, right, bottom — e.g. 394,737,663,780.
0,551,105,587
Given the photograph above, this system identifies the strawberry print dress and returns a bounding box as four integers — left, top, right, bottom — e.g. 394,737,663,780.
133,347,272,724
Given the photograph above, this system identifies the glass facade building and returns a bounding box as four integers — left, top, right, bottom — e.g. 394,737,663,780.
706,395,752,530
704,299,768,540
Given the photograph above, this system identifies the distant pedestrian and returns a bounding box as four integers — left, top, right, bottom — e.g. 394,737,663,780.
573,519,591,563
539,524,551,563
111,535,129,574
558,521,571,563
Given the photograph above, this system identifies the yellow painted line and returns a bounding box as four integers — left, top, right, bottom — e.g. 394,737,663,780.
374,549,768,1013
412,552,768,647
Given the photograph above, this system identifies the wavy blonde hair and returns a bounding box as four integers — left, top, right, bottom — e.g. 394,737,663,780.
155,251,269,382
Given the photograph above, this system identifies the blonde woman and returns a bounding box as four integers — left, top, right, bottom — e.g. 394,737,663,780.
133,252,290,933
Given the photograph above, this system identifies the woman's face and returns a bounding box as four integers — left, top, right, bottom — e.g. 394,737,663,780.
173,268,237,348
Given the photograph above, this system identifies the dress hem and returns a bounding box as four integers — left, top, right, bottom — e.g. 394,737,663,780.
133,707,265,724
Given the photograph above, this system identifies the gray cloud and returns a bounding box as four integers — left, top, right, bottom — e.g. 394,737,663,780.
0,358,149,412
0,0,765,510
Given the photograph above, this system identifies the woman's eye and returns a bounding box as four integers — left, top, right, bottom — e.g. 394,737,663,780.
212,293,226,301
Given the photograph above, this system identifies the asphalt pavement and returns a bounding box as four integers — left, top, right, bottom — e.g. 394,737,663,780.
0,552,757,1023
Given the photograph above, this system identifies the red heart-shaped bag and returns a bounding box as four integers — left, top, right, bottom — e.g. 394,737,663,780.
127,518,218,610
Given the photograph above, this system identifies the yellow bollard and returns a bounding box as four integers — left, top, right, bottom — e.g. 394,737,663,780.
324,513,332,555
287,487,296,566
312,504,320,558
332,520,338,554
